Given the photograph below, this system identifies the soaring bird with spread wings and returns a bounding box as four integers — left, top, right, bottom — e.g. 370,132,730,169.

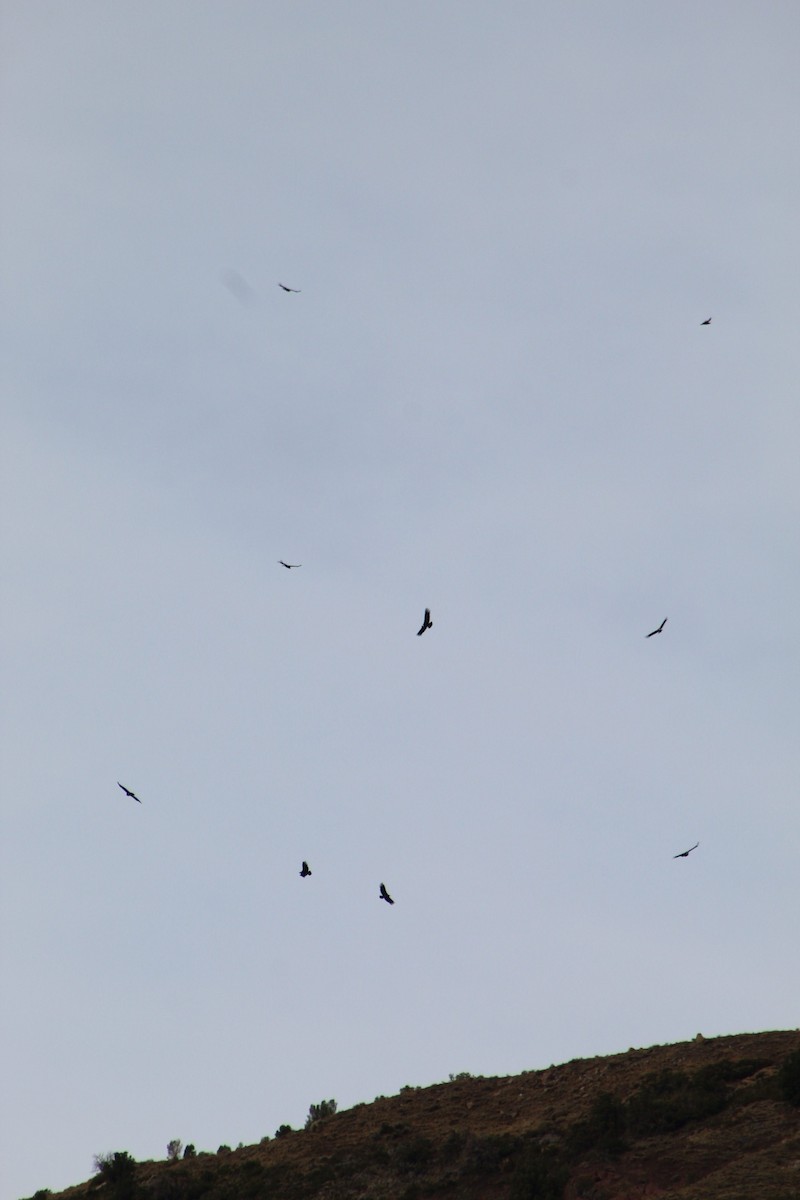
279,561,302,569
646,618,667,638
700,317,712,325
417,608,433,636
117,782,141,803
379,883,394,905
674,842,699,859
278,282,301,293
300,861,312,878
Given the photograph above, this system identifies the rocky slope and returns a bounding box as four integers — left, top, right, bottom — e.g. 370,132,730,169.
39,1029,800,1200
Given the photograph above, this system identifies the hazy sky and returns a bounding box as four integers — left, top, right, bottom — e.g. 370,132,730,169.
2,4,799,1197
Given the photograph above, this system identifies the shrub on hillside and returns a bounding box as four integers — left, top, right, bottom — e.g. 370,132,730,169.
305,1098,338,1128
166,1140,182,1162
275,1124,293,1138
182,1144,196,1159
778,1049,800,1106
569,1091,627,1157
626,1067,729,1136
510,1143,569,1200
92,1152,137,1200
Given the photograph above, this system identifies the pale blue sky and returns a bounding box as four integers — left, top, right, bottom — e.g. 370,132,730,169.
2,4,799,1197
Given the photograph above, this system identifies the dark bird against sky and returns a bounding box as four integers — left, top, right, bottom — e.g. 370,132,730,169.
117,782,141,803
646,618,667,638
300,861,312,877
278,282,301,293
278,561,302,569
700,317,712,325
417,608,433,636
379,883,394,905
674,842,700,858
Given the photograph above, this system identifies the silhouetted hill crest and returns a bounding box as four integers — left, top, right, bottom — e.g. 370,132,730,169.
36,1029,800,1200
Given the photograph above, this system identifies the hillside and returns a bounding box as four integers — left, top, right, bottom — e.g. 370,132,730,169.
35,1031,800,1200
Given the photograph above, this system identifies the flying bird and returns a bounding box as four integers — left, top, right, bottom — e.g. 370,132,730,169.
379,883,394,905
278,282,301,293
278,561,302,569
117,782,141,803
300,861,312,878
417,608,433,636
700,318,712,325
646,618,667,638
674,842,700,859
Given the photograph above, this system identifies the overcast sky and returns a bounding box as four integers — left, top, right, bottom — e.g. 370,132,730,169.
2,4,799,1197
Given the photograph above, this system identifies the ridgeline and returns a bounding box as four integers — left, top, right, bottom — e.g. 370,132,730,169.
30,1030,800,1200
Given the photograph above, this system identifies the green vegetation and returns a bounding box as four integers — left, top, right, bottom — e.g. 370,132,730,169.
28,1040,796,1200
569,1058,769,1160
91,1151,137,1200
509,1143,569,1200
304,1098,337,1129
778,1048,800,1106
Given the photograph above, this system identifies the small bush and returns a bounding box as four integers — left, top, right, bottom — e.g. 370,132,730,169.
305,1098,338,1128
182,1144,196,1159
570,1091,627,1157
92,1152,137,1200
626,1067,727,1136
468,1132,520,1173
778,1049,800,1106
510,1143,569,1200
216,1145,231,1155
448,1071,474,1082
396,1134,434,1172
442,1129,467,1162
166,1141,182,1162
275,1124,293,1138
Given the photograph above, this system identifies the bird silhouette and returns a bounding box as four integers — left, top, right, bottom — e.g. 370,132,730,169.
379,883,394,905
117,782,141,803
417,608,433,636
278,561,302,569
674,842,700,859
278,282,301,293
300,861,312,878
700,318,712,325
646,618,667,638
